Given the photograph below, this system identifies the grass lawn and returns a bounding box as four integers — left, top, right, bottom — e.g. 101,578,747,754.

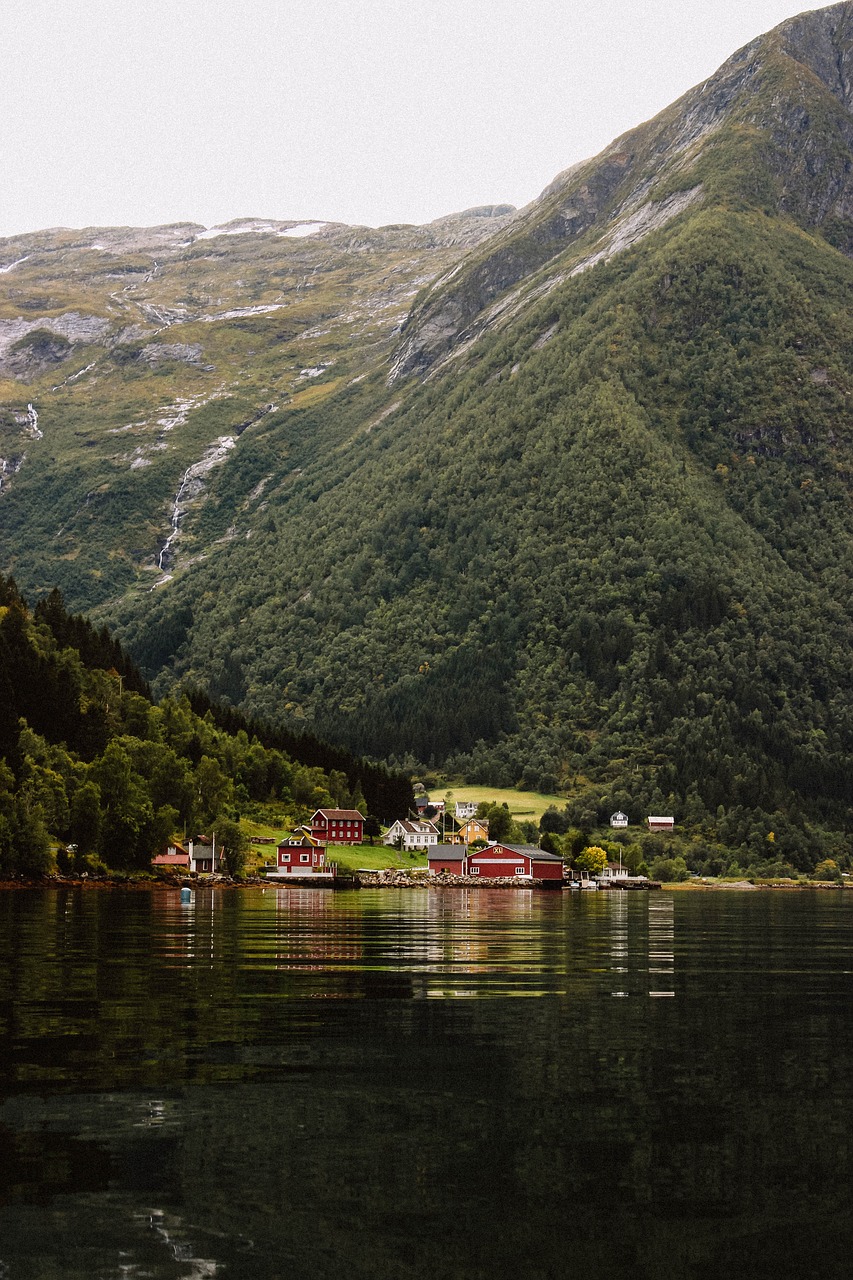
241,818,288,872
238,818,430,874
330,844,429,872
440,784,566,822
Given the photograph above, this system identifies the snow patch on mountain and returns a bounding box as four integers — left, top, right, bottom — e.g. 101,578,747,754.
278,223,327,238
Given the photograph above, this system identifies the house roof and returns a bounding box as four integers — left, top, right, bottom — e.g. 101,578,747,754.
428,844,466,861
476,843,564,863
401,819,439,835
312,809,365,821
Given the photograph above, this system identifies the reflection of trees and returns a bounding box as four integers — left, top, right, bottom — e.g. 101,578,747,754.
2,889,853,1279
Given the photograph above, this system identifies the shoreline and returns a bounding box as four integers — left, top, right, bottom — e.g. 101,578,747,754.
0,873,849,892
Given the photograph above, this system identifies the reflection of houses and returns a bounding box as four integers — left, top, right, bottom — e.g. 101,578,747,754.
428,842,563,880
647,816,674,832
310,808,364,844
610,811,629,828
383,819,439,850
447,817,489,846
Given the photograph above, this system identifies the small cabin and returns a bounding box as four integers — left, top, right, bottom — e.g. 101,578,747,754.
415,796,444,816
275,841,327,873
187,838,217,874
427,845,467,874
647,816,675,832
153,843,190,870
610,811,629,828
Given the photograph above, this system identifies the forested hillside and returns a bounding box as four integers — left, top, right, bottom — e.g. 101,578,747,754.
0,575,412,876
2,4,853,869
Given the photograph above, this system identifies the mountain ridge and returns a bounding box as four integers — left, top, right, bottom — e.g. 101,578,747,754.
390,1,853,381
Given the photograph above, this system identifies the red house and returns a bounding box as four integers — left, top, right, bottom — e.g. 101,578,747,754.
428,843,564,881
275,838,327,873
310,808,365,845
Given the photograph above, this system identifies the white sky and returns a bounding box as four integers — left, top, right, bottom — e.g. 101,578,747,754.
0,0,831,237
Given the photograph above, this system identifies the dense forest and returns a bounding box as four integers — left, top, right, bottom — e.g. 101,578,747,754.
0,574,412,876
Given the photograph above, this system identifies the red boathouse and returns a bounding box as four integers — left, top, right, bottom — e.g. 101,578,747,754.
428,842,564,880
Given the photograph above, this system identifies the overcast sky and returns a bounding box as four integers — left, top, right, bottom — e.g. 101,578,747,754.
0,0,831,238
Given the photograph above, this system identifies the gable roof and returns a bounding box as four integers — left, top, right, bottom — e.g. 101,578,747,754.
312,808,365,821
390,818,440,835
428,844,466,861
478,842,564,863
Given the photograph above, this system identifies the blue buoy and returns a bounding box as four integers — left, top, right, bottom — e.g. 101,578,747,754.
180,886,192,904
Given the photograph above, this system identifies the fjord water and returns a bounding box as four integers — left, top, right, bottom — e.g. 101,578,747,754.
0,888,850,1279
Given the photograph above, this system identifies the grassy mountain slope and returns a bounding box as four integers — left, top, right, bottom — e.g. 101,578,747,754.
0,209,513,606
2,4,853,864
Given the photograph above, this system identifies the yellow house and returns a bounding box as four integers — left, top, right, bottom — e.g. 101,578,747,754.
447,817,489,846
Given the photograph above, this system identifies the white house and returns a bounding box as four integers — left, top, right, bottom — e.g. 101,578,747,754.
610,811,629,828
383,819,440,850
454,801,478,820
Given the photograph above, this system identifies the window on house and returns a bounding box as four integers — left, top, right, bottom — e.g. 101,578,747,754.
281,853,291,863
515,867,525,875
300,853,310,863
471,867,480,875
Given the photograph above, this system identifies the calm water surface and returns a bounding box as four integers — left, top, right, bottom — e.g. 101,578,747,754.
0,886,851,1279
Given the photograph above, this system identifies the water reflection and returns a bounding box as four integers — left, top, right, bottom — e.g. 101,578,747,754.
648,894,675,996
0,888,851,1279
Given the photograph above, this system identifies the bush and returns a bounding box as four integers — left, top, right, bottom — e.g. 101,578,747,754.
649,855,689,882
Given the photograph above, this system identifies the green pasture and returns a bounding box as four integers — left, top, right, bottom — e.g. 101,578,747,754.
440,785,565,823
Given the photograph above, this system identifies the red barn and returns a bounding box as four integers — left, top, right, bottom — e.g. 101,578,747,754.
310,808,365,845
465,843,564,880
428,843,564,880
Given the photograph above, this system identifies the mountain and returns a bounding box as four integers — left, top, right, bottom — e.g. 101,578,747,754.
2,3,853,867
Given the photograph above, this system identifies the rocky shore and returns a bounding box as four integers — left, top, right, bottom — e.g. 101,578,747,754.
353,869,559,889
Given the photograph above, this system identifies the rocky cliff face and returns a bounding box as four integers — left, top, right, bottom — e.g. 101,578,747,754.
389,0,853,382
